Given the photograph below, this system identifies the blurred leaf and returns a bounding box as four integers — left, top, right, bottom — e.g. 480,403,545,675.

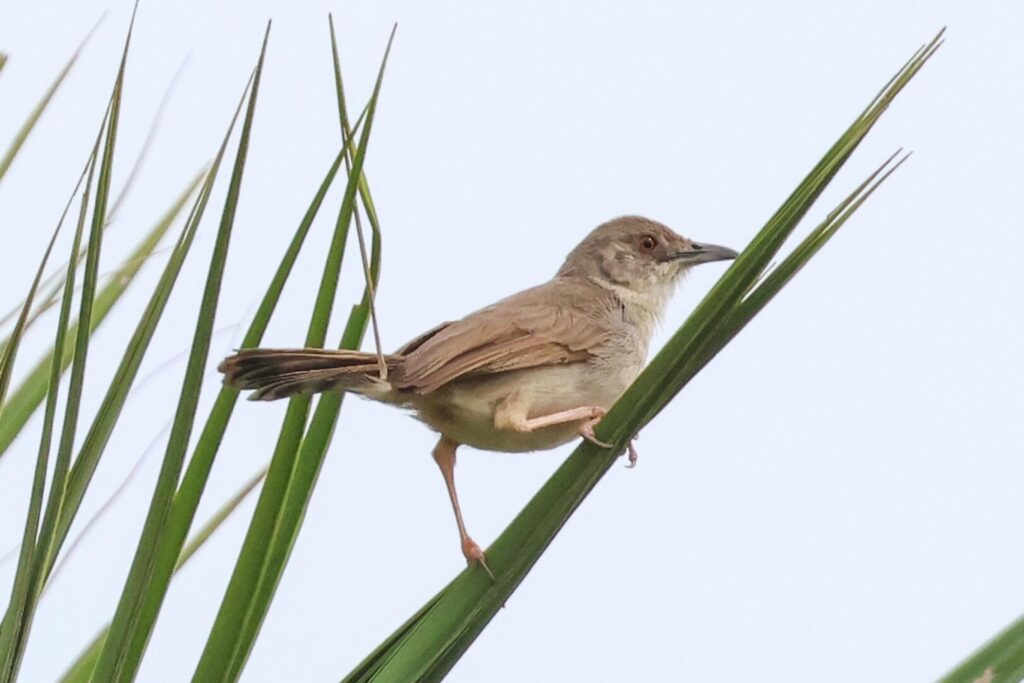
108,61,184,222
29,46,253,608
0,18,102,186
345,29,943,683
91,27,270,682
59,464,268,683
193,24,395,683
0,10,131,679
0,75,188,343
0,155,92,410
0,174,201,459
0,49,77,185
0,141,100,683
97,136,356,678
175,466,268,571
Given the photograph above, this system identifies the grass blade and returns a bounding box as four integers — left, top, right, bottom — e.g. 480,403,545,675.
32,61,250,601
0,9,132,677
58,465,268,683
0,79,189,342
0,173,202,460
0,29,88,185
0,153,92,411
193,25,395,682
221,28,393,679
90,26,270,682
108,138,354,677
347,30,942,683
0,131,103,683
329,15,385,374
81,31,366,682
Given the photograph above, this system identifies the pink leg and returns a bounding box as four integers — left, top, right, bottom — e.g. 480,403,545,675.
520,405,609,443
518,405,640,465
432,436,494,579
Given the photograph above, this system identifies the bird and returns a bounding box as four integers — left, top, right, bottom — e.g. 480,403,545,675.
219,215,737,577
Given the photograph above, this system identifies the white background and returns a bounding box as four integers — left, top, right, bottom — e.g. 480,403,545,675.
1,2,1021,681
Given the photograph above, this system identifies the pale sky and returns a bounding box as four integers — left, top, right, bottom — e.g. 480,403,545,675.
1,2,1022,681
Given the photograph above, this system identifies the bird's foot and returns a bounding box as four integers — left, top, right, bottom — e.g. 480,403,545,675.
580,416,639,467
579,413,612,448
626,439,639,468
462,536,495,580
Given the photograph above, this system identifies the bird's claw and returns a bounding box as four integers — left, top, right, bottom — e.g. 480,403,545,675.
580,418,639,467
626,440,639,468
579,418,614,448
462,536,495,580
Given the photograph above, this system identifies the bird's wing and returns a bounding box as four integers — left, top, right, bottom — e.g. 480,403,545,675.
392,278,617,394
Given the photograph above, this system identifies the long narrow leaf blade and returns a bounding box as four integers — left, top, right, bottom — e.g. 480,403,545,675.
0,10,134,677
58,465,268,683
0,157,90,409
222,28,394,680
194,25,395,683
0,36,84,184
0,174,201,459
34,71,248,594
0,136,101,683
328,15,385,371
92,27,270,683
110,141,352,679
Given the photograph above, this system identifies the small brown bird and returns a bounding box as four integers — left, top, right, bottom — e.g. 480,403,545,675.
219,216,736,576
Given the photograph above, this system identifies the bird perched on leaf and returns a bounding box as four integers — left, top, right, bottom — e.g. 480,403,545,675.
220,216,737,577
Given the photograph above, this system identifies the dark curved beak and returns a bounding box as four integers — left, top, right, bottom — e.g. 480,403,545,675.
662,242,739,265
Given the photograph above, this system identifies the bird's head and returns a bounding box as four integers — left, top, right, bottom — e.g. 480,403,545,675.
557,216,738,299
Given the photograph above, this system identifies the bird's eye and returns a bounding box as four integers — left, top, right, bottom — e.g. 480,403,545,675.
640,236,657,250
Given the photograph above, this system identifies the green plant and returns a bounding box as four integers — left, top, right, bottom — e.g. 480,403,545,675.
0,15,1016,683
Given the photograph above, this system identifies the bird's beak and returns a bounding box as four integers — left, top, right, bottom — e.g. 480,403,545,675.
663,242,739,265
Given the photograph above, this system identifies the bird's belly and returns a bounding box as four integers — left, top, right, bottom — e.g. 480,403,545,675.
410,362,639,453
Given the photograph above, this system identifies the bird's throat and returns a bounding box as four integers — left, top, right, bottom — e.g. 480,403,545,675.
587,275,673,345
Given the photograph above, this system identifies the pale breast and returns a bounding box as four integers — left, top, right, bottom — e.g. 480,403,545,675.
410,354,643,453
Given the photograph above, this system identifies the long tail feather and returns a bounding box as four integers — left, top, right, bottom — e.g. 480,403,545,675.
219,348,401,401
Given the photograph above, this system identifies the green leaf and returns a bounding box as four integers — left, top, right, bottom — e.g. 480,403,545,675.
73,26,369,683
0,33,85,185
0,9,132,678
0,173,202,460
329,15,386,369
89,24,271,683
31,41,252,603
59,465,268,683
0,76,188,343
344,29,943,683
193,24,395,683
97,138,356,679
0,133,102,683
940,613,1024,683
0,153,91,411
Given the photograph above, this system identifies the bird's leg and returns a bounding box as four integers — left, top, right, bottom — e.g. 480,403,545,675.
432,436,494,579
520,405,612,445
512,405,640,465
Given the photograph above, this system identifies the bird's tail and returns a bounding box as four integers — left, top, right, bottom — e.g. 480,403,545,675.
219,348,402,401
